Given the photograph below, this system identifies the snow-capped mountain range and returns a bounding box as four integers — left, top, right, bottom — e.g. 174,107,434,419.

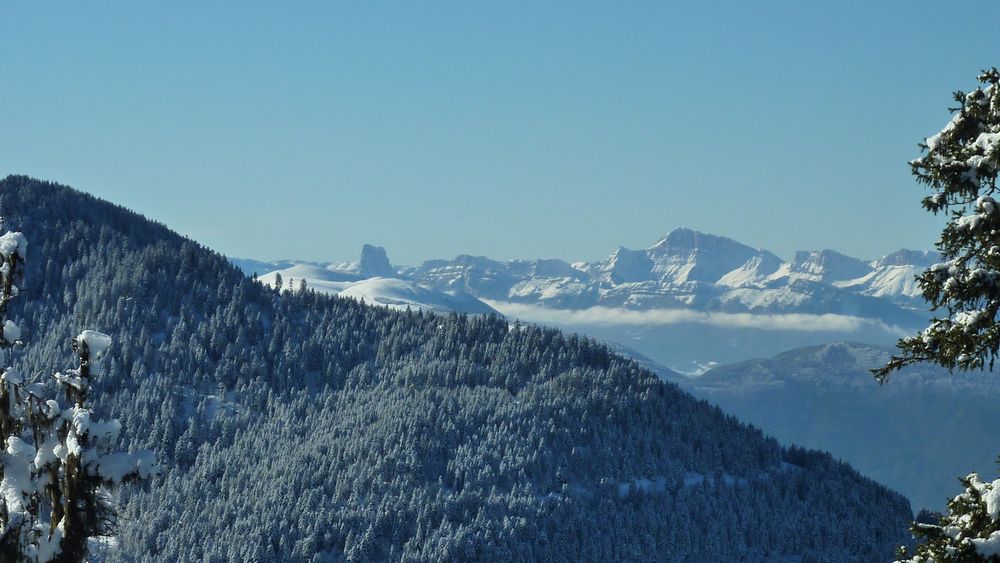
232,228,937,327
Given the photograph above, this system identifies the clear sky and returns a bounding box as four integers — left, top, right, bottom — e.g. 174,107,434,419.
2,1,998,265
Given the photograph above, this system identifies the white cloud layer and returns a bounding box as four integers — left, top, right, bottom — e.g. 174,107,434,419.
485,301,908,335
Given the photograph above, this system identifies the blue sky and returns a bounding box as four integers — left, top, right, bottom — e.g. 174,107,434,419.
2,1,998,265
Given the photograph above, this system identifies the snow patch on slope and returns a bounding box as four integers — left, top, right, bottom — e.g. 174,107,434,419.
259,263,360,293
257,255,497,315
338,278,497,314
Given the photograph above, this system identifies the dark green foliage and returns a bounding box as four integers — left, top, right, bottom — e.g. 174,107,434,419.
897,471,1000,562
876,69,1000,562
876,69,1000,380
1,175,912,561
0,207,153,562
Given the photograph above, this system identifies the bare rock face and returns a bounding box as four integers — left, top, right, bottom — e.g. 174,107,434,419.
359,244,394,278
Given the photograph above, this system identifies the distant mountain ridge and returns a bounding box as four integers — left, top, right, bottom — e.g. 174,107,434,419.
238,247,498,315
233,227,937,325
681,341,1000,512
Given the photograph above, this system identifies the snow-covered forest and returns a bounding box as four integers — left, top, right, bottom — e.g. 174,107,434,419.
0,175,913,561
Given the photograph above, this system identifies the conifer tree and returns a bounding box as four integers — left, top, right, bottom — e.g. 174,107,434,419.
875,68,1000,381
879,69,1000,562
896,472,1000,561
0,223,155,562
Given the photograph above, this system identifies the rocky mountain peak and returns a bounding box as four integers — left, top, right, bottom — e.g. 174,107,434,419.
359,244,394,277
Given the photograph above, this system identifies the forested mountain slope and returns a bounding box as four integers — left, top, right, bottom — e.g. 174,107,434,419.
1,175,911,561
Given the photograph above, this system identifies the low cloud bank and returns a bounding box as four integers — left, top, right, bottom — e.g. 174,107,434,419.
485,301,909,335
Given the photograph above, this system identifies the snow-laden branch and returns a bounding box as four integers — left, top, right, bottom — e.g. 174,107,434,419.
0,227,157,563
876,68,1000,381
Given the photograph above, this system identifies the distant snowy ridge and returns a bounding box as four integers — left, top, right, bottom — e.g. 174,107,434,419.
432,228,937,314
251,249,497,315
232,228,936,326
337,278,497,315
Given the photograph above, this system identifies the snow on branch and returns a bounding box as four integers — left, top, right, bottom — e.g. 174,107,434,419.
876,68,1000,381
0,225,157,562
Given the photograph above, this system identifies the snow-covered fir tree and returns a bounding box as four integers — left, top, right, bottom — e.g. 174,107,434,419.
875,68,1000,380
897,472,1000,561
0,223,155,562
878,68,1000,562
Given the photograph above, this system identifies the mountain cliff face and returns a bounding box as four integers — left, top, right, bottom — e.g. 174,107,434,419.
358,243,394,278
782,249,874,284
2,175,911,561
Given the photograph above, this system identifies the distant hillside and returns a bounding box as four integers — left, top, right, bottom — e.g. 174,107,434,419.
682,342,1000,512
1,175,911,561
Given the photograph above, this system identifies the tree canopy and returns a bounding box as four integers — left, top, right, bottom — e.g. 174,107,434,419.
0,222,155,562
876,68,1000,381
879,68,1000,562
